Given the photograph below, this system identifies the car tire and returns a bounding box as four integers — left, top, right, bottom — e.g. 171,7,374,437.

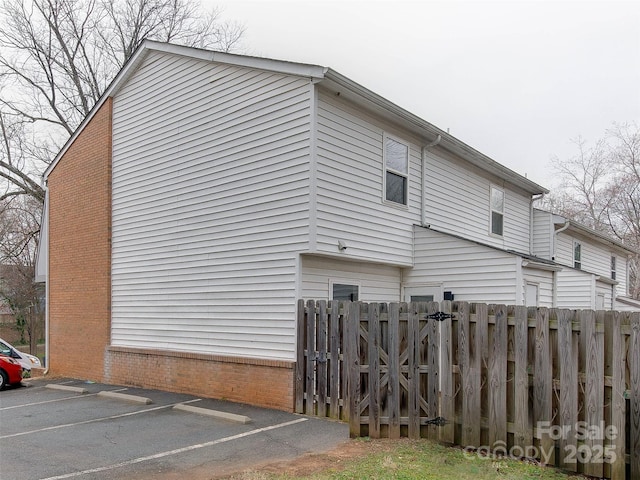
0,369,7,390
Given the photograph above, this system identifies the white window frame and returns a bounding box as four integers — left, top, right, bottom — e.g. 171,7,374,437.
489,185,505,237
383,133,409,208
574,241,582,269
610,255,616,280
329,279,361,301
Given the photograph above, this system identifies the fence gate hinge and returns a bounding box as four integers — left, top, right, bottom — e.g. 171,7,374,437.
426,311,454,322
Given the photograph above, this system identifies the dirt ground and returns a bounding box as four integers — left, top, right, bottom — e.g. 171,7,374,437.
213,439,396,480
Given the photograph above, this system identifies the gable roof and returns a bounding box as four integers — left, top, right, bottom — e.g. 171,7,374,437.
43,40,549,196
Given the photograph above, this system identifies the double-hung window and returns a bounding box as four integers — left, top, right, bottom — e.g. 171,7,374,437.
574,241,582,269
490,186,504,236
384,136,409,206
611,255,616,280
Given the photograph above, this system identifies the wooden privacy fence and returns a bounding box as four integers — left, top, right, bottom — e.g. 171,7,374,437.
295,300,640,480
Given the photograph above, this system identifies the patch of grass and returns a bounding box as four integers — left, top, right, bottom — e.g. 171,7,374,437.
225,438,588,480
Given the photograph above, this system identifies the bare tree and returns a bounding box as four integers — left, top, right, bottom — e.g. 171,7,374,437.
546,122,640,299
0,0,244,202
0,196,43,354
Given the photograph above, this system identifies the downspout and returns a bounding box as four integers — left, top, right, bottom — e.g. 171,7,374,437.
553,220,571,261
421,135,441,227
552,219,570,308
529,193,544,255
43,184,49,375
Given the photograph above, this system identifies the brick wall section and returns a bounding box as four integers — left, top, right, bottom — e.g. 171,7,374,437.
105,346,295,411
47,98,113,381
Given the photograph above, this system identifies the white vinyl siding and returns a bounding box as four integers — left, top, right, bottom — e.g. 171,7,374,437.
556,269,595,309
532,209,553,259
301,254,401,302
407,226,520,304
111,51,313,360
314,91,421,265
423,150,531,252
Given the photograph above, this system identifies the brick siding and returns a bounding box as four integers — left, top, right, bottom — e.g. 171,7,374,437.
47,98,113,381
105,346,295,411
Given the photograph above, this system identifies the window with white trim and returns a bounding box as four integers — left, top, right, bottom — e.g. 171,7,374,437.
384,135,409,206
332,283,359,301
611,255,616,280
574,241,582,269
490,186,504,236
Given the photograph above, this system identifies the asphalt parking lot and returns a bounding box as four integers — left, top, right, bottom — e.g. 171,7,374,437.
0,378,349,480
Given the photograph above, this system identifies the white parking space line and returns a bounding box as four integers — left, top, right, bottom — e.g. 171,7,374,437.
0,389,129,411
0,399,202,439
38,417,309,480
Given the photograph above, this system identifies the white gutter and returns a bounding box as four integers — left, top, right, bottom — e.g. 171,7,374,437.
421,135,442,227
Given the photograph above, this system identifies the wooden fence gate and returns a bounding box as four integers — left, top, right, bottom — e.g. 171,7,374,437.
295,299,640,480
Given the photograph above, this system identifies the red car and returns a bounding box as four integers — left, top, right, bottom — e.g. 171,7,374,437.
0,354,23,389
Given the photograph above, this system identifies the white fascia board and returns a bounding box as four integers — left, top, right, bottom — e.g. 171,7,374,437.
322,69,549,196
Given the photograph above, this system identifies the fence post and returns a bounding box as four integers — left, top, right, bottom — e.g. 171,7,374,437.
295,299,306,414
329,301,341,419
305,299,317,416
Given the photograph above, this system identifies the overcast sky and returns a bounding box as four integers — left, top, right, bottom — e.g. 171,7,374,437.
212,0,640,189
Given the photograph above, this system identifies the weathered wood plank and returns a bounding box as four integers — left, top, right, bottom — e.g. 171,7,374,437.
605,310,626,479
582,309,604,478
512,305,531,452
388,302,401,439
460,301,480,448
329,301,341,419
316,300,328,418
368,303,381,438
534,307,553,465
305,299,316,416
427,301,440,441
488,304,507,447
440,300,455,444
631,313,640,479
408,302,421,439
556,308,577,471
295,299,306,414
347,302,361,438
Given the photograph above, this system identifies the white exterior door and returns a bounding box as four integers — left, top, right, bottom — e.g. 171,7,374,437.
525,283,539,307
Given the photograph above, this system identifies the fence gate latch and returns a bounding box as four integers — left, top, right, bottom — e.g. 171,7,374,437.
313,351,328,364
426,311,454,322
426,416,448,427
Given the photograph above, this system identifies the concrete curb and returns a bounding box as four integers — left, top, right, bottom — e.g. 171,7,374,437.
46,384,88,394
173,404,252,424
97,390,153,405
